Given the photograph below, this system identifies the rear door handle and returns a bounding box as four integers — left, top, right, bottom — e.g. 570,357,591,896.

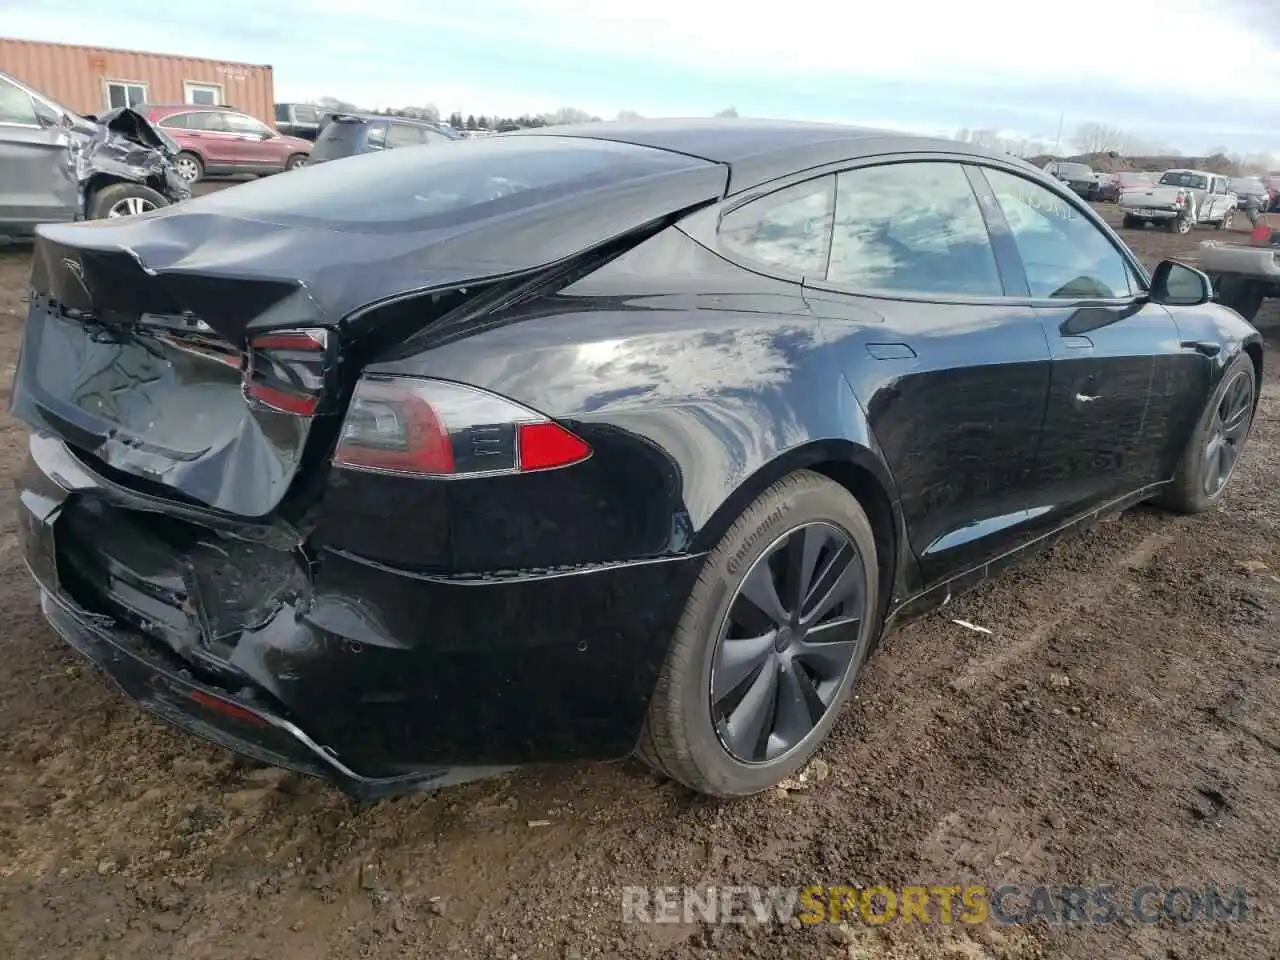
1182,340,1221,358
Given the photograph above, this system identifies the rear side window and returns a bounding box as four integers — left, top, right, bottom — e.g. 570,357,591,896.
984,168,1133,299
827,162,1002,296
182,135,711,232
717,177,835,277
294,105,319,123
275,104,289,122
159,113,190,129
185,111,228,133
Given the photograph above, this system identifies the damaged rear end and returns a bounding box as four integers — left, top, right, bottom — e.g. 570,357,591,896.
12,135,725,795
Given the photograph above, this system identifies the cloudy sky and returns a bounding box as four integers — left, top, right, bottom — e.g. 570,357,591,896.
5,0,1280,154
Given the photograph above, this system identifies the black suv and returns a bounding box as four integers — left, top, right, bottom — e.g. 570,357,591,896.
309,114,456,165
275,102,326,141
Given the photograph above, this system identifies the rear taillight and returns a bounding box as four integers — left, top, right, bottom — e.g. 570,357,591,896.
243,328,329,416
1174,191,1186,207
1250,224,1274,246
333,376,591,478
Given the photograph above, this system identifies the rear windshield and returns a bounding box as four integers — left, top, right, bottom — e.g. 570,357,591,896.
310,118,384,162
1159,171,1208,190
179,135,709,233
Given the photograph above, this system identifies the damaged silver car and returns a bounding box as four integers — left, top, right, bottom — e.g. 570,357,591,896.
1,70,190,243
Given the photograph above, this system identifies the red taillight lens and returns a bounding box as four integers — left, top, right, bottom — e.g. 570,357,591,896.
1250,224,1273,246
333,376,591,478
243,328,328,416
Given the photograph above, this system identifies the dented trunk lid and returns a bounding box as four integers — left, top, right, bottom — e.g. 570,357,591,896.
10,138,726,518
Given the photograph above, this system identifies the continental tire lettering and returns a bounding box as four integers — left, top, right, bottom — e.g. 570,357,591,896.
727,504,791,575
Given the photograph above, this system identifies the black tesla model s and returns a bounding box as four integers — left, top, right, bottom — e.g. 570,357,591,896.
12,119,1262,799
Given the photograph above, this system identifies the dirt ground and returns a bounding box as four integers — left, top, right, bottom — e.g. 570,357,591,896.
1,202,1278,960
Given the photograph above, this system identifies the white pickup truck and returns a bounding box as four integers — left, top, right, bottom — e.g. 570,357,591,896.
1119,168,1236,234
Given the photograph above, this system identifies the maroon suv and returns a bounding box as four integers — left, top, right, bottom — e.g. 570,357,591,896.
141,104,312,184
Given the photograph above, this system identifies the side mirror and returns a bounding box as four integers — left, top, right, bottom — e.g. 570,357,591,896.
1150,260,1212,307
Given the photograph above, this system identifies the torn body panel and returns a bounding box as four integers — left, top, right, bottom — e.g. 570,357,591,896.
75,108,191,207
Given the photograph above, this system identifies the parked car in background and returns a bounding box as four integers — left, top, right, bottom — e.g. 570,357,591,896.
1042,160,1098,199
1265,172,1280,211
1229,176,1270,208
1093,172,1118,202
309,113,456,165
11,120,1261,799
141,104,312,183
1119,168,1236,233
1095,171,1150,203
274,102,326,141
1,69,189,241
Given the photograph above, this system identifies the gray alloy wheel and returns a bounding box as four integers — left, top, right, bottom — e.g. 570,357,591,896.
287,154,308,171
107,195,158,218
1203,367,1254,499
174,153,202,183
1172,214,1193,234
710,520,867,764
1217,210,1234,231
637,470,880,797
1155,351,1257,514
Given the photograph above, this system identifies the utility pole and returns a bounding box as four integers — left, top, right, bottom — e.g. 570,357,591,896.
1053,111,1064,156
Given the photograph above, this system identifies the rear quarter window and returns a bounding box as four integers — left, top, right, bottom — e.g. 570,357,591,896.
182,135,711,233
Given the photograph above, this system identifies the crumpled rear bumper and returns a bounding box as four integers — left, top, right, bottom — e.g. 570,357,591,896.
17,434,513,798
15,431,700,795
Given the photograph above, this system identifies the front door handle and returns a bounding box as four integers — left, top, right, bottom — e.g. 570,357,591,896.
1181,340,1222,358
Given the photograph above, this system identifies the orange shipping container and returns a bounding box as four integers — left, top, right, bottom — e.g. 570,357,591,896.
0,37,275,125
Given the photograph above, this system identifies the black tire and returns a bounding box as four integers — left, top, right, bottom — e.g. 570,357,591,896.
1215,275,1265,322
286,153,308,171
1168,214,1192,234
637,470,880,797
1155,352,1257,514
1216,210,1234,231
84,182,169,220
1122,214,1142,229
174,151,204,184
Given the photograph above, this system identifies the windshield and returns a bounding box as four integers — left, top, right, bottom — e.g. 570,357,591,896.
1159,171,1209,190
180,135,710,233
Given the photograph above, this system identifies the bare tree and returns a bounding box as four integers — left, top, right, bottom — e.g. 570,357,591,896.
541,107,596,126
616,109,644,121
714,106,739,118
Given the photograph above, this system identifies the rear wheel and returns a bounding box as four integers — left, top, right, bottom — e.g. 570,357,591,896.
85,182,168,220
1155,352,1256,514
637,470,880,797
1169,214,1193,234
